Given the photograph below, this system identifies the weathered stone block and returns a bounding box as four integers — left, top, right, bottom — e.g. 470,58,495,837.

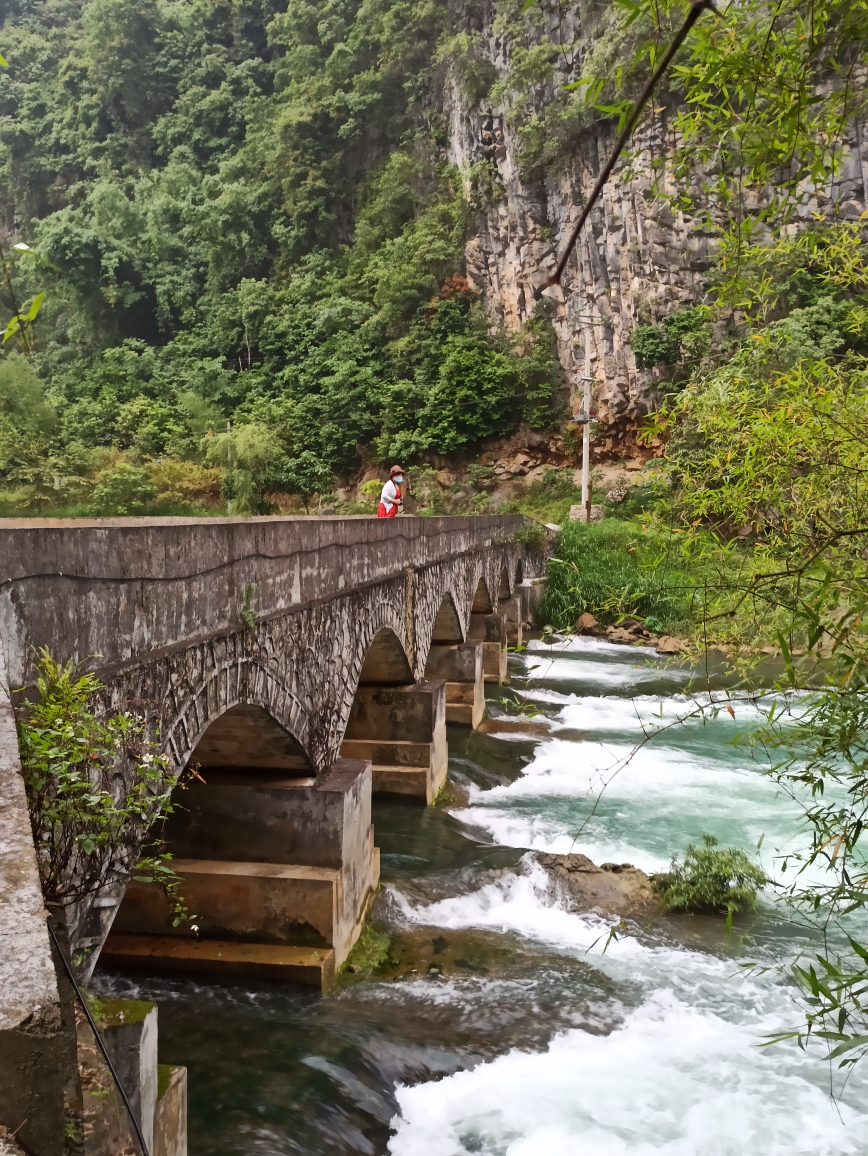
117,760,378,966
161,760,371,872
154,1065,187,1156
100,937,334,990
518,578,547,627
468,613,507,645
423,643,484,728
98,999,158,1154
498,596,523,646
344,681,445,744
343,682,448,800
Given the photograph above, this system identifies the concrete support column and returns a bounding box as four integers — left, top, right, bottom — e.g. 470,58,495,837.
468,612,508,684
498,596,523,647
424,643,484,728
341,680,447,803
518,577,547,627
104,759,379,988
76,997,188,1156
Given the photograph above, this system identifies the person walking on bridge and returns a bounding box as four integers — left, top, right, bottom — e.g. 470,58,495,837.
377,465,405,518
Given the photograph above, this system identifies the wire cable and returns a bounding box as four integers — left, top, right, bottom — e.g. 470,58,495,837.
541,0,719,291
45,917,151,1156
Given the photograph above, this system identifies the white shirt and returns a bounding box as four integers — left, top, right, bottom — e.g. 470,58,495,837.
380,479,401,512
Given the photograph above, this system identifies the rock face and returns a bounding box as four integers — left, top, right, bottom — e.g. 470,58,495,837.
536,852,658,915
442,6,868,453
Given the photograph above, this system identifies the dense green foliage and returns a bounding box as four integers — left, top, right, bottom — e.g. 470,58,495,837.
17,649,175,906
654,834,768,919
541,519,691,632
0,0,560,512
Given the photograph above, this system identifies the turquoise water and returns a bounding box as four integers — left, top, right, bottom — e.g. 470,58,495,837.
94,637,868,1155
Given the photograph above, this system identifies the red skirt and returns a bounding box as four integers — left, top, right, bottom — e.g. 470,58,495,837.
377,503,398,518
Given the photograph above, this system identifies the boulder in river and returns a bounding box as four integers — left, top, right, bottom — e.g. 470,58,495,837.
535,852,659,915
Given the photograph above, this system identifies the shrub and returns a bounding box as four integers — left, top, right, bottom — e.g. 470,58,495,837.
632,307,710,369
89,462,157,515
654,834,768,918
17,650,175,907
281,451,334,514
145,458,223,508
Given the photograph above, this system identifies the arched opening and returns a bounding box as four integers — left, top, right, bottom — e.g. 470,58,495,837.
471,578,493,614
104,698,379,986
190,704,312,775
424,589,485,729
342,628,446,803
497,567,511,601
431,593,464,643
358,627,414,685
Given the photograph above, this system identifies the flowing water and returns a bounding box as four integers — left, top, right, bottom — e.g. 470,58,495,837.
94,638,868,1155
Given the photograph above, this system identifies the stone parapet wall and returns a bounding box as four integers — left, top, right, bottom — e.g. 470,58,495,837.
0,514,532,690
0,634,64,1156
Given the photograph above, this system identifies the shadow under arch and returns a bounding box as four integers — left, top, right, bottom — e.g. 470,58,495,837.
357,627,414,686
189,703,314,776
431,590,465,643
497,566,511,601
343,628,446,802
471,577,493,615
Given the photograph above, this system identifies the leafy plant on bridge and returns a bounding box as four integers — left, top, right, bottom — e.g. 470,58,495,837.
17,648,190,923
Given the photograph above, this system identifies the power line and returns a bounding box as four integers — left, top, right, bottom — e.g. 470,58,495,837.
538,0,719,291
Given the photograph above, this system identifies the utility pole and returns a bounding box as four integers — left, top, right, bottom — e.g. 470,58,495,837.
226,419,232,516
573,375,595,522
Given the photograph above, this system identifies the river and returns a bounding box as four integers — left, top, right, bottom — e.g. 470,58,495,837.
93,636,868,1155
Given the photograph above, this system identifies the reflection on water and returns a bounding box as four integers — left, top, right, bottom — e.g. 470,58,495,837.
94,637,868,1156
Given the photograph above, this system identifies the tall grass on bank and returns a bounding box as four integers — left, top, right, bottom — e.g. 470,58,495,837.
539,520,694,633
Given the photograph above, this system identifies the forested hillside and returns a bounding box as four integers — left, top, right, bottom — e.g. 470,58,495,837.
0,0,563,514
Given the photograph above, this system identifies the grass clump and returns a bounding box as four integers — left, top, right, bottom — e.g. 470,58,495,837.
539,519,691,632
343,923,391,977
653,834,768,919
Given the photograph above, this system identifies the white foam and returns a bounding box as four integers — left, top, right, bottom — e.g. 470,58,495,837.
526,636,662,658
389,990,868,1156
387,647,863,1155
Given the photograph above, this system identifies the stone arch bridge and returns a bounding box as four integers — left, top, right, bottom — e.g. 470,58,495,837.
0,514,548,1153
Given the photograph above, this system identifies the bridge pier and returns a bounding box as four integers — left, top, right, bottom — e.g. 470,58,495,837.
423,642,485,727
341,681,448,803
499,595,524,648
104,758,378,990
468,611,508,684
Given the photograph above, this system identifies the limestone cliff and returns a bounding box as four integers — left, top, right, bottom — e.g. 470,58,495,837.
442,3,868,457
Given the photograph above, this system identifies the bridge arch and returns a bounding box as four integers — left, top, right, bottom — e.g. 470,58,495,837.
471,577,494,614
357,628,413,686
497,566,511,601
186,703,313,775
430,590,465,644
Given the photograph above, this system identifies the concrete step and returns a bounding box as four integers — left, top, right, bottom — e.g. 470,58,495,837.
443,680,485,728
342,740,448,801
369,763,447,803
114,859,341,951
340,738,432,767
482,641,507,683
101,934,334,990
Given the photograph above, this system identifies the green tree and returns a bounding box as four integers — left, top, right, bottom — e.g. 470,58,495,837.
282,451,333,514
89,463,158,516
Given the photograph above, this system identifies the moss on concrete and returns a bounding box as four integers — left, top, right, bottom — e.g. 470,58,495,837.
86,994,156,1029
157,1064,173,1101
342,923,391,977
